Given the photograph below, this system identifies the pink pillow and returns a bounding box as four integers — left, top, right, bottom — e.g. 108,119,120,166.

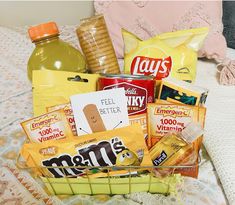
94,1,227,60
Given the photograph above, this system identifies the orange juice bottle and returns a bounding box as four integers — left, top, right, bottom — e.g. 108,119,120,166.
27,22,86,81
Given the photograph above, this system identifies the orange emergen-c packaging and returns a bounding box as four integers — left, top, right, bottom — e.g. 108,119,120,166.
147,101,206,178
47,103,77,136
147,101,206,147
21,109,73,143
20,124,152,178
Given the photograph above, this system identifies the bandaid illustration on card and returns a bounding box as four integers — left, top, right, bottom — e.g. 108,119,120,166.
71,88,129,135
83,104,106,132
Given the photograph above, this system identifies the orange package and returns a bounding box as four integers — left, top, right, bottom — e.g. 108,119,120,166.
147,101,206,178
149,123,203,178
47,103,77,136
21,109,73,143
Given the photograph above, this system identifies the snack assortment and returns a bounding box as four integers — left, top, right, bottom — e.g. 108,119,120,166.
19,16,210,194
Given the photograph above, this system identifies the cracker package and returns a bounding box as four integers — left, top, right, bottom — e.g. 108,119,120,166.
122,27,208,83
20,125,152,178
33,70,99,116
47,103,77,136
21,109,73,143
159,77,209,106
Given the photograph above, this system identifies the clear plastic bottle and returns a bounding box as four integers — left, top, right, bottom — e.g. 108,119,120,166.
27,22,86,81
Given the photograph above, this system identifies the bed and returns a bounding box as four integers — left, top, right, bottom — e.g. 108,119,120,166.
0,25,233,205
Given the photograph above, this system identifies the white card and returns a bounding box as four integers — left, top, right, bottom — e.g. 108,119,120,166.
70,88,129,136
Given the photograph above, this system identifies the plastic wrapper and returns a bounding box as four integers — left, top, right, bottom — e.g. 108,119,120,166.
122,27,208,83
150,123,203,178
76,14,120,74
20,125,152,178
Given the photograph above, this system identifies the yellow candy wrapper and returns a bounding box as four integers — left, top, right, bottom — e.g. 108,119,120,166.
20,124,152,178
122,27,208,83
21,109,73,143
47,103,77,136
33,70,99,116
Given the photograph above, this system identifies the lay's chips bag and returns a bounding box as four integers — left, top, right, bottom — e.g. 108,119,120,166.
122,27,208,83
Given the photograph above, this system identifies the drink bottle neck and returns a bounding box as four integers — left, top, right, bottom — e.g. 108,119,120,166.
34,35,60,46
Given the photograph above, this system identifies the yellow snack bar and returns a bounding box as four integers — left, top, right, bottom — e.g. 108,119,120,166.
33,70,99,116
21,109,73,143
20,124,152,178
147,101,206,147
122,27,208,83
158,77,209,106
47,103,77,136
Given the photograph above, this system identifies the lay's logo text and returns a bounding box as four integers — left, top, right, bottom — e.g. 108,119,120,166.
30,114,60,130
131,56,172,80
154,106,191,118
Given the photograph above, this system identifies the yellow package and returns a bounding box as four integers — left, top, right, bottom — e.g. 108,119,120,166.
21,124,152,178
159,77,209,106
33,70,99,116
129,113,147,138
47,103,77,136
147,101,206,147
122,27,208,83
150,123,203,178
21,109,73,143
